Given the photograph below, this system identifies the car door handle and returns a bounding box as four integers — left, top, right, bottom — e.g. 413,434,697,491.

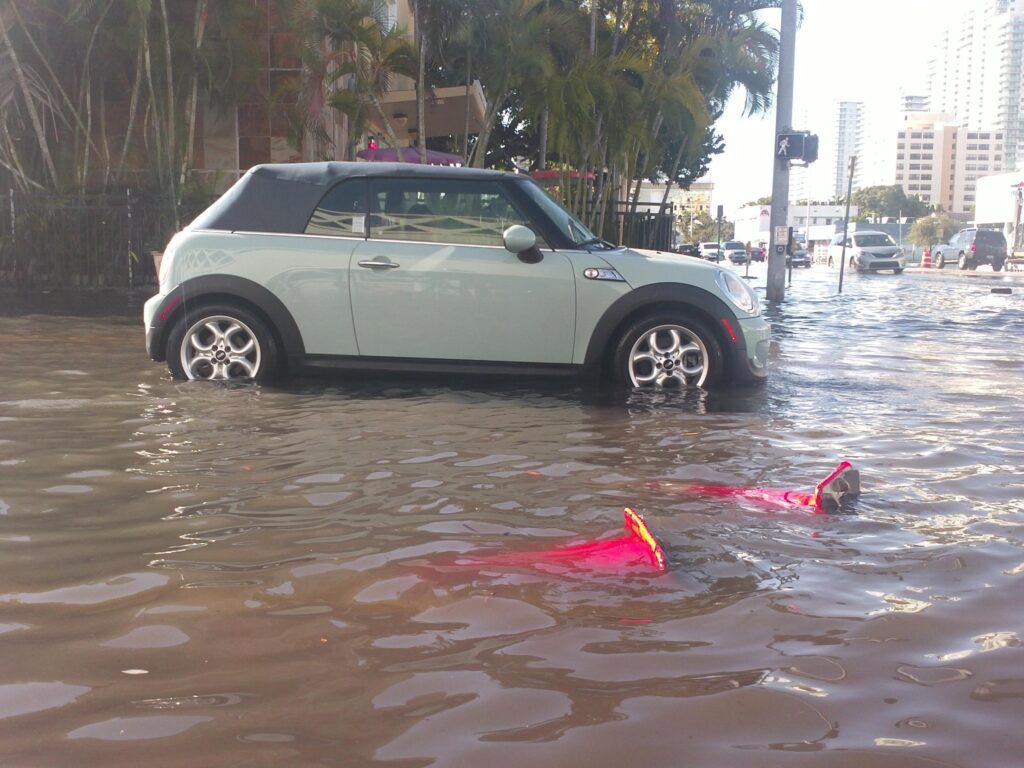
358,257,400,269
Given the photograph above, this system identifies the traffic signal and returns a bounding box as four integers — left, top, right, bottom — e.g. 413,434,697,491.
802,134,819,163
776,132,804,160
776,131,818,164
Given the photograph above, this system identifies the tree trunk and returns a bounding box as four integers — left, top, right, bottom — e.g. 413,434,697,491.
159,0,176,170
538,109,548,170
117,40,145,183
143,22,164,183
0,11,60,188
416,1,427,163
462,34,472,164
180,0,209,192
372,95,405,161
158,0,178,225
471,91,506,168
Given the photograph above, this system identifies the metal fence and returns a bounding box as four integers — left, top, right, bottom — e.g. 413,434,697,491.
0,191,191,288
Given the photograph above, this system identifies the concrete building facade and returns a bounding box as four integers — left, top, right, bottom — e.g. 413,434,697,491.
734,203,857,246
893,112,1005,214
928,0,1024,170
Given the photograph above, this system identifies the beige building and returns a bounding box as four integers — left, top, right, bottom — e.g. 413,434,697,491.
894,113,1004,214
190,0,484,191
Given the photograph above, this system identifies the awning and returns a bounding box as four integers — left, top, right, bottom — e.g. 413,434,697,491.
355,147,463,165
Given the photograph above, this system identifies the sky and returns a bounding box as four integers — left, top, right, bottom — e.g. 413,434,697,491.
703,0,965,217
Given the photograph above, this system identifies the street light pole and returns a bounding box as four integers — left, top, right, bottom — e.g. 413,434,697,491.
767,0,797,302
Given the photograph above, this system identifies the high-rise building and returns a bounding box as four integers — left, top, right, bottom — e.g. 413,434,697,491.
928,0,1024,169
834,101,864,199
893,112,1004,214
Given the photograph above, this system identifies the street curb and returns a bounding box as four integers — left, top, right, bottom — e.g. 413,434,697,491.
904,267,1024,282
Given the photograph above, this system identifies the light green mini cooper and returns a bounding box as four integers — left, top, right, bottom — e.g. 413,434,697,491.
144,162,770,389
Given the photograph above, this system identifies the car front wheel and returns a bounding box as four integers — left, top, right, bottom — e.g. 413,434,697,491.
167,304,278,381
612,314,723,390
935,252,945,269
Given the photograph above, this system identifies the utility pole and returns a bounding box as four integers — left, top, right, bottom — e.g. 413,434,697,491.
767,0,797,302
838,155,856,294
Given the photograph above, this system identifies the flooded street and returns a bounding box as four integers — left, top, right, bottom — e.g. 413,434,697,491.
1,264,1023,767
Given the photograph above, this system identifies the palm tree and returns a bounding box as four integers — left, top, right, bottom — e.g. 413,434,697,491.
300,0,417,158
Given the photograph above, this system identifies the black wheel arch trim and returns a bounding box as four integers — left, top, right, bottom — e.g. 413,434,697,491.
584,282,746,370
150,275,305,366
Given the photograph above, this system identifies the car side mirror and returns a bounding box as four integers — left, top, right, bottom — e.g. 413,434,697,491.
503,225,542,263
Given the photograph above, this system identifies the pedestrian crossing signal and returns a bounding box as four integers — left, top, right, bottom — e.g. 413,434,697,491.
777,131,818,164
367,135,378,150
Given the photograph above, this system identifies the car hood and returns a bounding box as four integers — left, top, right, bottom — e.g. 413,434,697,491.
601,247,728,294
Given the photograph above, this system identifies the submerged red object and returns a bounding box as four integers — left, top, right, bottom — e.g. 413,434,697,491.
652,461,860,513
459,508,668,576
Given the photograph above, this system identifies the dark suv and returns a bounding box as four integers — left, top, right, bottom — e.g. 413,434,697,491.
933,228,1008,271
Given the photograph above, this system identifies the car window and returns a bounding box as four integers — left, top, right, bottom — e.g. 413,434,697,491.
976,230,1006,245
853,233,896,247
724,241,744,249
367,179,531,246
305,179,369,237
515,179,599,247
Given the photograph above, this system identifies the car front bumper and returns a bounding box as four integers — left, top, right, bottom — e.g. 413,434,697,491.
854,256,906,271
733,315,771,382
143,291,173,361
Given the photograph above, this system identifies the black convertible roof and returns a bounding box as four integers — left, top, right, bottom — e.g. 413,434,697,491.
187,162,515,234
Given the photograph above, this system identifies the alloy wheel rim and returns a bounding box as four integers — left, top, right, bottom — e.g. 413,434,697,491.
628,324,708,388
180,315,261,380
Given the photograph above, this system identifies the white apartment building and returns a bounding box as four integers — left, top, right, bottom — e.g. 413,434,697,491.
894,112,1005,214
834,101,864,198
928,0,1024,170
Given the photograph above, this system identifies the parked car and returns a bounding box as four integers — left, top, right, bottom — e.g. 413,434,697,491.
931,228,1008,271
827,231,906,273
144,163,770,391
749,246,766,262
722,240,748,265
675,243,699,257
787,249,812,268
698,241,722,261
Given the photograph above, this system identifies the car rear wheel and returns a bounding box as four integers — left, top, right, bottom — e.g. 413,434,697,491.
957,252,969,270
167,304,278,381
612,313,723,390
993,257,1005,272
894,268,904,274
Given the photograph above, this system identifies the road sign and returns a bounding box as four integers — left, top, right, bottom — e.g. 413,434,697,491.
774,225,789,244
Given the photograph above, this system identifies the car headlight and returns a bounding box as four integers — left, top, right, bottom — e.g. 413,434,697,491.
716,269,759,315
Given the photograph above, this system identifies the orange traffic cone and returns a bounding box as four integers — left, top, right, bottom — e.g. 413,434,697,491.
920,247,932,268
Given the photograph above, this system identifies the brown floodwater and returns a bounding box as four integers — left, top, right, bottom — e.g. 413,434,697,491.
1,265,1023,767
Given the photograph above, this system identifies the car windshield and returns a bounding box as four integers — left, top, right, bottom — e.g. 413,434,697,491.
854,233,896,247
516,179,602,247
